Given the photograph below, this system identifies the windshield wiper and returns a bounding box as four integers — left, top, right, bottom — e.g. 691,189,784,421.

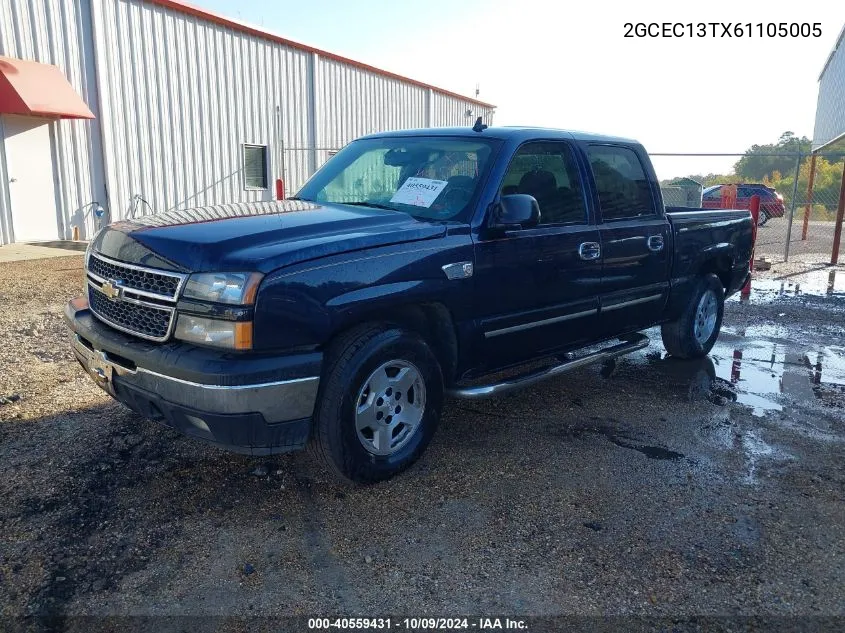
336,201,397,211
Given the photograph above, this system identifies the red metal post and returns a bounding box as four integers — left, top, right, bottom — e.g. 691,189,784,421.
275,178,285,200
741,194,760,298
721,183,737,209
831,162,845,265
801,153,817,240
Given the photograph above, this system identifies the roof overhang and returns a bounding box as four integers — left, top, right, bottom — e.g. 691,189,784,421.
0,56,94,120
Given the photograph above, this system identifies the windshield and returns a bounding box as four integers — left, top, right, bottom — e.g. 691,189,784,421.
296,136,500,221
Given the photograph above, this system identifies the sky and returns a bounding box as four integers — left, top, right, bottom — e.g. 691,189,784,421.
192,0,844,179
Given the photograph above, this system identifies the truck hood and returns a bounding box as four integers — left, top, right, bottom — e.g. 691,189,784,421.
91,200,447,273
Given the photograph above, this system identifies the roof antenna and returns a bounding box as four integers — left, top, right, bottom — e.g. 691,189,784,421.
472,116,487,133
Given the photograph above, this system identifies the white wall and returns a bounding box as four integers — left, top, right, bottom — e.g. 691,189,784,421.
0,0,495,243
0,0,105,242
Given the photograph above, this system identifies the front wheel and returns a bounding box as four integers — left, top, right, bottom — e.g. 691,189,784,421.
758,210,769,226
309,324,443,484
661,273,725,359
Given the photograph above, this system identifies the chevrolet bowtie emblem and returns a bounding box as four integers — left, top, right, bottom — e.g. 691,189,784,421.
100,280,122,301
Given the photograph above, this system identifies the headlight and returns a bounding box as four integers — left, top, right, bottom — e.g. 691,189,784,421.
174,315,253,350
182,272,263,305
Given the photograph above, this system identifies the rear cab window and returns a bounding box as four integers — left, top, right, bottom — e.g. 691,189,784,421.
586,145,657,221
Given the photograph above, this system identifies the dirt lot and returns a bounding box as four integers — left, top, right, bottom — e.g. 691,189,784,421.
2,255,845,628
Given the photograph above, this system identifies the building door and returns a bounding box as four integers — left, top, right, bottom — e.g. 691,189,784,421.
2,115,61,242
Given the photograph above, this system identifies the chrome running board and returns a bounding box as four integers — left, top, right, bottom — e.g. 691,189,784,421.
447,333,650,399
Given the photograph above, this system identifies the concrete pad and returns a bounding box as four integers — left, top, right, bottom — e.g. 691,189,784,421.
0,242,85,263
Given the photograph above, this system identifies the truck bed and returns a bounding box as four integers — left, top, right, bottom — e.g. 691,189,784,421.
665,206,754,301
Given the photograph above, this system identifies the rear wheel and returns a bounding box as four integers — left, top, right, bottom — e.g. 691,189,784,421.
309,324,443,484
661,273,724,359
758,210,769,226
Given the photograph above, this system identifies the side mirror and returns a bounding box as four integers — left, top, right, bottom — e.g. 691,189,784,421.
489,194,541,231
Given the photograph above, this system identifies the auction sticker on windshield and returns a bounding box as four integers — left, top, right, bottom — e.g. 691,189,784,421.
390,177,448,207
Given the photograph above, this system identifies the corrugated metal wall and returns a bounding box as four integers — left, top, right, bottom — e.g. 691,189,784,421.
813,25,845,151
317,57,429,148
0,0,105,242
0,0,495,243
90,0,316,220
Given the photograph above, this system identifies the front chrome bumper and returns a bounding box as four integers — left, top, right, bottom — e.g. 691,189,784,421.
70,333,320,423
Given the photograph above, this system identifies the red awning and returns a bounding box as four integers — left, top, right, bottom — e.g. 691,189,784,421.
0,56,94,120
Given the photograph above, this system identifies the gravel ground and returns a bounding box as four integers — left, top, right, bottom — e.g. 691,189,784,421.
2,256,845,628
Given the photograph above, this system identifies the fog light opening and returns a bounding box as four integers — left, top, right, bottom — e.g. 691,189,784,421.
185,415,211,434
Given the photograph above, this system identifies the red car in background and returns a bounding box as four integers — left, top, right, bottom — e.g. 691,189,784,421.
702,184,785,226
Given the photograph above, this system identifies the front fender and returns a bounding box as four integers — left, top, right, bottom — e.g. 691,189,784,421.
252,235,475,351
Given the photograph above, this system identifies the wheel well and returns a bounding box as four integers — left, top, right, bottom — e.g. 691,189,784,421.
700,256,732,291
330,303,459,384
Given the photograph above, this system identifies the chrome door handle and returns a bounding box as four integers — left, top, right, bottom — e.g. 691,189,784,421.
647,235,664,252
578,242,601,260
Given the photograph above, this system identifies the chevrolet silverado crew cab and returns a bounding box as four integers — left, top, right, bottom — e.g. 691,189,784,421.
66,125,753,483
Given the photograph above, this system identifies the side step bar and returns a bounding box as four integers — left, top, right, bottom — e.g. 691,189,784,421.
446,333,650,399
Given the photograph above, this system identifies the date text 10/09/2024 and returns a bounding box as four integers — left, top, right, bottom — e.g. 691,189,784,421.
624,22,822,38
308,618,528,630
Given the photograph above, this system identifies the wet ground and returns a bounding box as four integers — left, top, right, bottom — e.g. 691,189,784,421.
1,257,845,627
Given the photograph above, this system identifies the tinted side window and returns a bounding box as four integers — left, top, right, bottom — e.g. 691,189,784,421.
587,145,656,220
703,187,721,200
500,142,587,225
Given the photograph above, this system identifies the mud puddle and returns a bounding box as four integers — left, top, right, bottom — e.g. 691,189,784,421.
729,267,845,305
611,330,845,420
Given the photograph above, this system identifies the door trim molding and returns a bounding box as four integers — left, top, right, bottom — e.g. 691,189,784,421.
602,293,663,312
484,308,597,338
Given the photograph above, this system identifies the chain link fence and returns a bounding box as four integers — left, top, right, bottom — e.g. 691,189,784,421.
650,152,845,265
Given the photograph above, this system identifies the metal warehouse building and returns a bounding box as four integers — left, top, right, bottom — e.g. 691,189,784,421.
813,23,845,152
0,0,495,245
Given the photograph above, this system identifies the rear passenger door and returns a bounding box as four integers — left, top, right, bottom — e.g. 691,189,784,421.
586,144,671,335
472,141,601,370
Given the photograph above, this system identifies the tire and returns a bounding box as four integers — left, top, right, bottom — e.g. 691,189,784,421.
661,273,724,359
758,211,769,226
309,323,443,484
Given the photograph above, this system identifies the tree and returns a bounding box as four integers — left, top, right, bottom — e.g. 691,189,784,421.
765,156,845,220
733,132,812,181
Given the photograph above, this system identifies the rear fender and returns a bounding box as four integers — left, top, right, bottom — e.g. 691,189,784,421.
666,243,735,320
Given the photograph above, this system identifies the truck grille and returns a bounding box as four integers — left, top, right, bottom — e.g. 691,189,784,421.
88,284,174,341
87,253,184,300
86,253,185,342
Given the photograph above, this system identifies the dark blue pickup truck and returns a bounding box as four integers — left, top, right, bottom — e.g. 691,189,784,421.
65,125,753,482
